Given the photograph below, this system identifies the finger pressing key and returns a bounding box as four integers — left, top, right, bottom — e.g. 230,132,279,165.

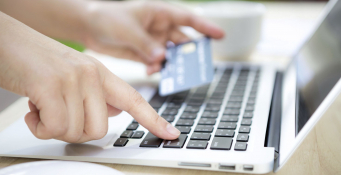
102,69,180,140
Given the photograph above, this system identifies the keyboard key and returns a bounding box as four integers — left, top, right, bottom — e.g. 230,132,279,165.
204,105,221,112
180,113,197,119
170,95,186,103
114,138,129,147
175,126,191,134
126,123,139,130
210,137,233,150
188,99,204,103
218,122,237,130
239,126,251,133
163,134,188,148
249,93,257,98
247,99,256,105
162,115,175,122
211,92,225,98
224,69,233,74
219,78,229,84
249,97,256,101
186,140,208,149
245,105,254,111
170,98,185,103
140,133,163,148
243,112,253,118
188,96,205,100
176,119,194,126
234,85,246,90
215,129,235,137
235,82,247,87
120,130,134,138
149,93,167,108
207,99,223,105
198,118,216,125
190,133,211,140
238,76,249,81
213,89,226,93
235,142,247,151
191,93,206,98
231,91,245,96
220,115,239,122
241,119,252,126
237,134,249,142
194,125,214,132
195,88,209,94
223,109,240,115
210,94,225,99
131,131,145,138
167,103,182,109
175,91,189,96
184,106,200,113
201,111,219,118
215,84,227,88
229,97,244,102
187,101,203,106
226,102,242,108
162,109,178,115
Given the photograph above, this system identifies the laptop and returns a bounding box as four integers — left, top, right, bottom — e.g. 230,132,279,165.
0,0,340,173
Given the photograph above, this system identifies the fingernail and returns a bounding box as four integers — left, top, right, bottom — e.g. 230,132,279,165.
166,123,180,137
151,47,165,61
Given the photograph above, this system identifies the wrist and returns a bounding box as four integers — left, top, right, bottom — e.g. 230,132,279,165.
80,1,102,47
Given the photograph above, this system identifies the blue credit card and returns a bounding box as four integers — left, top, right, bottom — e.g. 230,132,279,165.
159,37,214,96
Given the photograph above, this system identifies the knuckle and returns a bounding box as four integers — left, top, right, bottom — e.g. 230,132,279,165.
89,128,107,140
63,68,78,85
46,124,68,137
35,130,50,140
80,61,100,80
128,89,145,111
151,114,161,126
44,73,62,87
64,131,83,143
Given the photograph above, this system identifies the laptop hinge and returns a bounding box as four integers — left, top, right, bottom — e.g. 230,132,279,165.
264,72,283,171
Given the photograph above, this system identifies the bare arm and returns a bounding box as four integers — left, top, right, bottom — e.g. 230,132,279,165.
0,0,224,74
0,0,89,43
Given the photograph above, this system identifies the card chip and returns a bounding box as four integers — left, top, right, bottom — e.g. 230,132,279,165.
181,43,196,54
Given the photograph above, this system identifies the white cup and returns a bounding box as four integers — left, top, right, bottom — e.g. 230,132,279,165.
194,1,266,61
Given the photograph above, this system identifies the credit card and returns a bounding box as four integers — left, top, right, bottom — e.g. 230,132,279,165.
159,37,214,96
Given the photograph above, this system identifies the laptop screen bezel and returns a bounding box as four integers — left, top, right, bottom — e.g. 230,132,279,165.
277,0,341,171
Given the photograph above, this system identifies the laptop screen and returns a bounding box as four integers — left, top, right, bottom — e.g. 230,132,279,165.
295,0,341,135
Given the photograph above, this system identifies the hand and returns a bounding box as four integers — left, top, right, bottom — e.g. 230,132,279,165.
0,12,180,143
83,1,224,75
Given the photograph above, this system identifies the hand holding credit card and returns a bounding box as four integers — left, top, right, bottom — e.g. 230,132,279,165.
159,37,214,96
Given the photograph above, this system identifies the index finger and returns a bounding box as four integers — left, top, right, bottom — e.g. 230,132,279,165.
102,68,180,140
164,4,225,39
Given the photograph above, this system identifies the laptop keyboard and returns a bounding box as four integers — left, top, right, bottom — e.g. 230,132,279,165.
114,66,260,151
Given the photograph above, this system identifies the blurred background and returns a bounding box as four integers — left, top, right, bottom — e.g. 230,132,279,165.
0,0,327,112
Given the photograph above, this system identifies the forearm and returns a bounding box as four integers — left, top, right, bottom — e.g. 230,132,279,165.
0,11,70,95
0,0,90,43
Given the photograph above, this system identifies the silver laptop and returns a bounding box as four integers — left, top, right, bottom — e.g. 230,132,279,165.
1,0,341,173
